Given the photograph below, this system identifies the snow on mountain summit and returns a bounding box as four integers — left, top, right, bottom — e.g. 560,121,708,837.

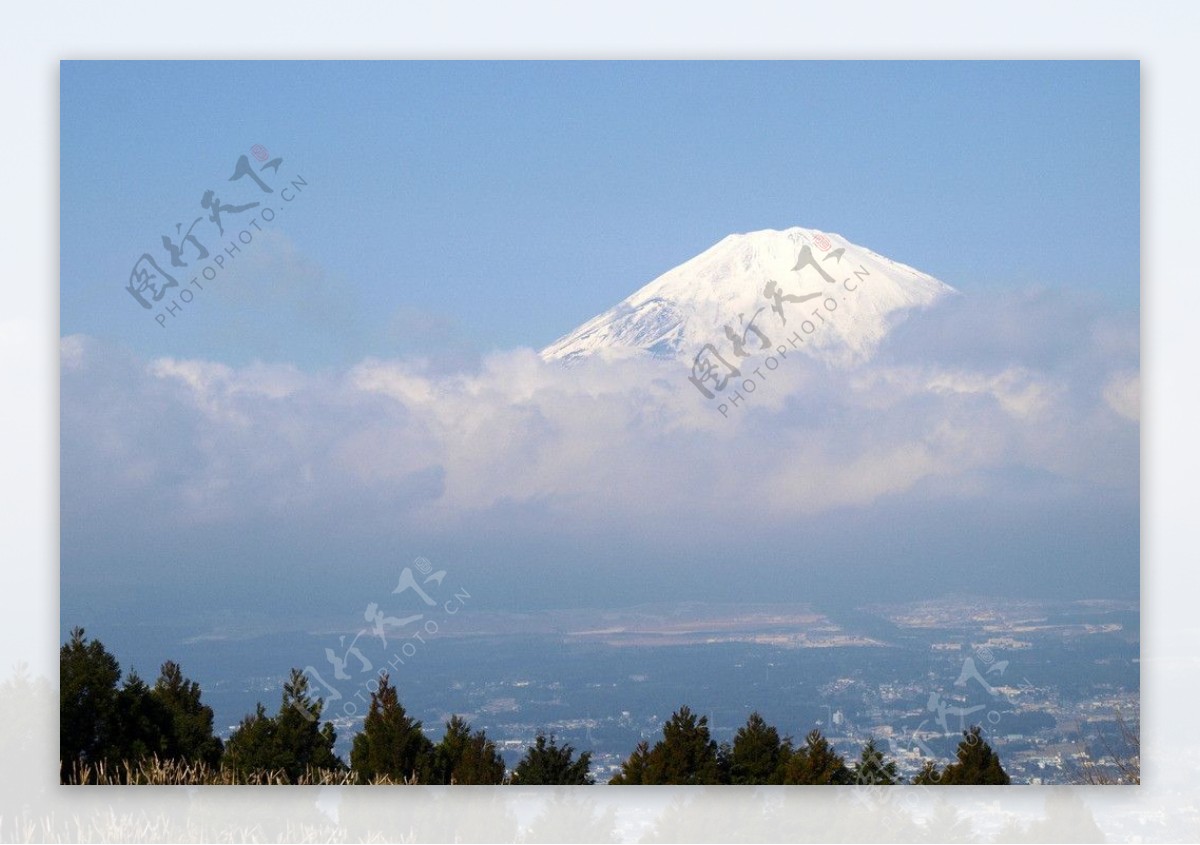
540,227,954,367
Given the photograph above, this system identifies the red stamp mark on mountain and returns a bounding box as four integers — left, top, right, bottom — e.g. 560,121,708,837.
813,233,831,251
251,144,269,162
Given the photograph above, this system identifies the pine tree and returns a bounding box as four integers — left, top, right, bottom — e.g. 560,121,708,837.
223,669,344,782
277,668,343,775
61,630,225,782
850,738,898,786
223,703,288,774
913,759,942,785
513,733,594,785
152,660,223,767
429,715,506,784
781,729,851,784
939,725,1011,784
729,712,787,784
59,627,122,782
110,670,174,764
609,740,652,785
619,705,720,787
716,740,733,784
349,673,433,783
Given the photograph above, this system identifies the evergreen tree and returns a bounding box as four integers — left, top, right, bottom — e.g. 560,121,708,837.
912,759,942,785
653,706,722,784
716,740,733,785
850,738,898,786
223,669,343,782
349,673,434,783
780,729,851,784
513,733,594,785
59,627,122,782
223,702,292,775
609,740,652,785
151,660,223,767
645,706,723,785
939,726,1011,784
429,715,506,784
276,668,343,776
729,712,787,785
110,670,174,764
60,629,223,782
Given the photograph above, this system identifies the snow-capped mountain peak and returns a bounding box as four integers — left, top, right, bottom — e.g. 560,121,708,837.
540,227,954,366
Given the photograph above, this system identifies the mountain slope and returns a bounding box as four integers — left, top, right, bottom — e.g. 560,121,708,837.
540,227,954,366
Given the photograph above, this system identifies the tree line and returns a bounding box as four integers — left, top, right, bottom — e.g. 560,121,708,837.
608,707,1007,785
61,627,1009,785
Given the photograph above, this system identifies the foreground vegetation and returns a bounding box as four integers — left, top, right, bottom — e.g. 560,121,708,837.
61,627,1011,785
607,708,1007,785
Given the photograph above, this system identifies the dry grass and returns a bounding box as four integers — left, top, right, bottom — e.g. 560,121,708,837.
64,757,418,786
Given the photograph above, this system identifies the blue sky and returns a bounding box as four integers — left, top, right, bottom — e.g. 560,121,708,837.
60,61,1140,632
61,61,1139,368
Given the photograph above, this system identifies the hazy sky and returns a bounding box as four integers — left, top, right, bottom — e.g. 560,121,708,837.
60,61,1139,633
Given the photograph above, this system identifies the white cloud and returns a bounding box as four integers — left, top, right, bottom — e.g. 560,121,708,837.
59,333,87,371
60,299,1139,544
1103,371,1140,422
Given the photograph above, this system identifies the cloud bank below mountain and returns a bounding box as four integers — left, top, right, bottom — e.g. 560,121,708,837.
61,284,1137,616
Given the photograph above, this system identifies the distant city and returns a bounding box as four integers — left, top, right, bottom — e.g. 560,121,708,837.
143,594,1138,785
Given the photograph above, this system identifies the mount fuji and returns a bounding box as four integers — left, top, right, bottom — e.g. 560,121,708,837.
540,227,955,366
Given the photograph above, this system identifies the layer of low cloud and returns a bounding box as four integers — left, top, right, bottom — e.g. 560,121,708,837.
61,288,1138,612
